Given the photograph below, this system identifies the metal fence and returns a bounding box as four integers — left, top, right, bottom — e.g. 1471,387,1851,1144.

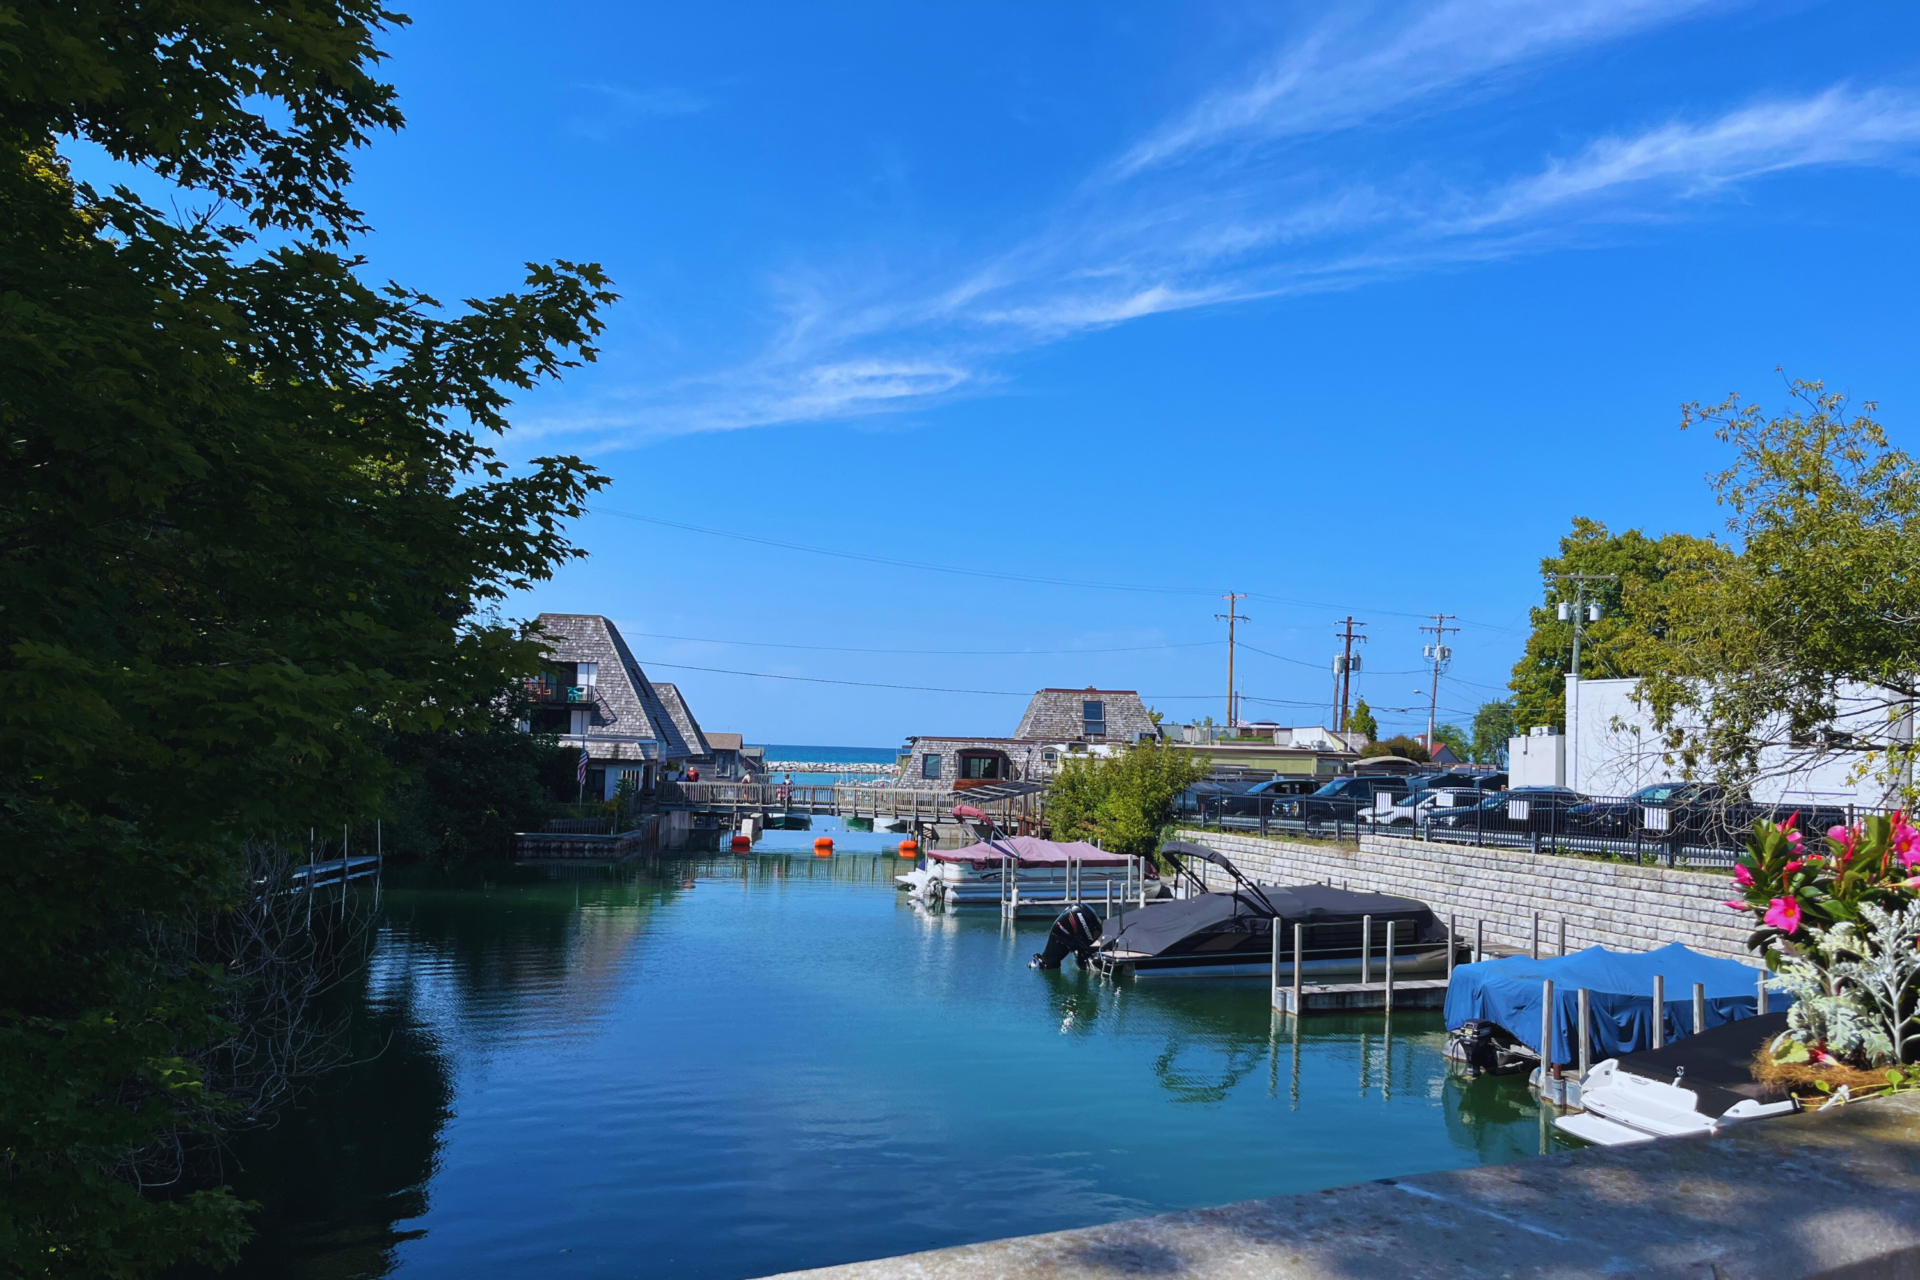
1177,788,1881,869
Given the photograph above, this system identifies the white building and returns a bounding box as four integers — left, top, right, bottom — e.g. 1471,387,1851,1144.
1556,676,1910,807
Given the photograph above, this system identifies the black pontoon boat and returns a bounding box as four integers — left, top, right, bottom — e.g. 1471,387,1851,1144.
1034,841,1453,979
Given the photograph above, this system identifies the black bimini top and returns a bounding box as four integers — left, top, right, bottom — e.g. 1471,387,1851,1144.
1102,883,1432,956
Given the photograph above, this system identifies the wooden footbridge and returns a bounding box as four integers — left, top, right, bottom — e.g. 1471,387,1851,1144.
655,779,1045,830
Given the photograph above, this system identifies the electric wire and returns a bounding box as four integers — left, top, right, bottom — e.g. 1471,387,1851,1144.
589,505,1520,629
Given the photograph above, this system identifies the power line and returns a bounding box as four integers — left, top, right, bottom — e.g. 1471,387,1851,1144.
636,657,1221,700
592,507,1217,596
620,628,1219,657
588,505,1523,629
635,659,1031,695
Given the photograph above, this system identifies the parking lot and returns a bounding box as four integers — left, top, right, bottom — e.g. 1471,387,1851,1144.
1175,776,1871,871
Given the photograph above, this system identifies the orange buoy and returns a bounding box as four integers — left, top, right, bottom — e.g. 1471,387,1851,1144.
730,834,751,853
813,836,834,857
898,840,918,858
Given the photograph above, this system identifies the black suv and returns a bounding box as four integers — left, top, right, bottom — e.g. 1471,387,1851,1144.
1276,776,1404,830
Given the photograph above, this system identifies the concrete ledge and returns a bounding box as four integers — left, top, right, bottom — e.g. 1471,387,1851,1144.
762,1093,1920,1280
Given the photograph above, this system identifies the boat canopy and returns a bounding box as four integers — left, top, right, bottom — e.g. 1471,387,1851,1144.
928,835,1129,868
1444,943,1788,1066
1104,884,1429,953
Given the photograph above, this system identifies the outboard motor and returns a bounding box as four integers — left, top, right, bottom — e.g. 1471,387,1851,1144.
1449,1020,1507,1077
1031,904,1103,970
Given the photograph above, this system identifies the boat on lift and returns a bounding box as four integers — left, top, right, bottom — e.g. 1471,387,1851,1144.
1039,841,1453,979
897,833,1150,910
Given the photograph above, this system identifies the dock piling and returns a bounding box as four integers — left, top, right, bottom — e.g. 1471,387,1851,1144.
1758,969,1769,1015
1653,974,1665,1049
1447,914,1457,980
1558,917,1567,957
1293,923,1303,1007
1384,920,1395,1012
1577,987,1591,1082
1270,918,1281,995
1693,982,1706,1037
1361,915,1372,986
1541,978,1555,1074
1474,919,1484,965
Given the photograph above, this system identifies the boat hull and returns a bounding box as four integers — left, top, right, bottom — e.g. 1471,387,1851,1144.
1098,945,1451,980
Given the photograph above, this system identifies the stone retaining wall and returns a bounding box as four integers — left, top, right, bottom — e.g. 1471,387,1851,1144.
1177,827,1755,962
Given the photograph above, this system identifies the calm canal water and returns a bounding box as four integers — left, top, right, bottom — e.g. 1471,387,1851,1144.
190,821,1569,1280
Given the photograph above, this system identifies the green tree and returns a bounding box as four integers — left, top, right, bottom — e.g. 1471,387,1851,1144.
1359,735,1429,763
0,6,613,1272
1470,700,1517,766
1430,723,1470,759
1634,380,1920,798
1045,744,1210,858
1348,699,1379,742
1508,517,1728,732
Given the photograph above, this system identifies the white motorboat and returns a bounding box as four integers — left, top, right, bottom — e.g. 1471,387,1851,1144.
1553,1011,1800,1146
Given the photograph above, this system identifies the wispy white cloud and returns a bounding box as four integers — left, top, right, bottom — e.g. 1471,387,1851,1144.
1450,87,1920,231
1114,0,1726,176
568,84,710,142
536,1,1920,447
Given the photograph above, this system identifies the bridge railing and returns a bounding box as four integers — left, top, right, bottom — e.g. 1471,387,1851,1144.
658,782,840,810
653,780,1045,824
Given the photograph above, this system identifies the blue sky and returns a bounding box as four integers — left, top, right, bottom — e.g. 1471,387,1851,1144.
79,1,1920,746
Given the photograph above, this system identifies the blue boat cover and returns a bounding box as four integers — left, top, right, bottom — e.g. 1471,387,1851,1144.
1444,943,1788,1065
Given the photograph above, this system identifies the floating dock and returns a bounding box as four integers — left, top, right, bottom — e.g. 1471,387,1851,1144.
1272,978,1449,1015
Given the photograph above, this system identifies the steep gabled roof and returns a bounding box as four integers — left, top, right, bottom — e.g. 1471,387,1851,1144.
651,682,711,757
532,613,695,760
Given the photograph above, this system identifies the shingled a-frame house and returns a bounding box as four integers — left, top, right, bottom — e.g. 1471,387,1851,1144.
527,614,698,800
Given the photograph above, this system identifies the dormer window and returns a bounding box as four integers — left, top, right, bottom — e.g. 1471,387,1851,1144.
1083,700,1106,735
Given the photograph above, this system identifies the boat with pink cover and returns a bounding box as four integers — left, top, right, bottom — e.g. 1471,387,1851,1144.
897,835,1160,910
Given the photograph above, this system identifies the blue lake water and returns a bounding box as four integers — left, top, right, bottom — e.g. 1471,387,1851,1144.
193,819,1569,1280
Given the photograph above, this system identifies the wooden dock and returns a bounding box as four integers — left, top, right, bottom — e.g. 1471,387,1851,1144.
1272,978,1450,1015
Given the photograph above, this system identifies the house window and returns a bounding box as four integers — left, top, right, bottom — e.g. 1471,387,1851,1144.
1137,731,1154,743
1083,700,1106,734
575,662,598,686
1043,751,1057,766
958,752,1003,780
921,753,942,779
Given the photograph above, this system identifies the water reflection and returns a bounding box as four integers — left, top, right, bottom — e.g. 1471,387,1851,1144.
175,855,1569,1280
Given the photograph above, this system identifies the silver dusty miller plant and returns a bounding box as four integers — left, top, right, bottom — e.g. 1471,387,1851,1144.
1770,900,1920,1066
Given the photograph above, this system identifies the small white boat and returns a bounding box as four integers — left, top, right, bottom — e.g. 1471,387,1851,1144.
1555,1059,1798,1145
1551,1011,1800,1146
899,835,1151,910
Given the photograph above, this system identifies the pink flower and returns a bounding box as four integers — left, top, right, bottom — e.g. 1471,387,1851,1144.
1733,864,1754,888
1786,829,1804,847
1783,859,1805,876
1725,900,1750,912
1764,897,1802,935
1894,816,1920,867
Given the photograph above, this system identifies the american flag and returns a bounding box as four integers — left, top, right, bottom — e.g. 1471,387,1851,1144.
577,746,590,785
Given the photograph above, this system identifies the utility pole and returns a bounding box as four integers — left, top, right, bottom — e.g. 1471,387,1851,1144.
1216,593,1249,730
1333,617,1367,732
1420,613,1459,751
1549,573,1617,678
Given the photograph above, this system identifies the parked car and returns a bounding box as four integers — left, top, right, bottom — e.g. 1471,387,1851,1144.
1431,786,1588,833
1382,787,1484,826
1567,784,1849,847
1276,776,1405,830
1569,783,1724,836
